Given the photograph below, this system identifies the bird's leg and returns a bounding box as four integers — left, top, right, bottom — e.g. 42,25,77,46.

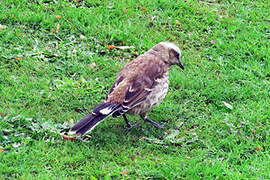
140,114,164,128
123,114,140,132
123,114,132,128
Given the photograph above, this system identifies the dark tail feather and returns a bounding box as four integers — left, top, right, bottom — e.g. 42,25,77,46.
70,103,121,136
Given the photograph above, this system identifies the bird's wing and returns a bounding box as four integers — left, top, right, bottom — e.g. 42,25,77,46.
106,58,167,110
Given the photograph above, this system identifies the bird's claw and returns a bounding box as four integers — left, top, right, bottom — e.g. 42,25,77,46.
124,122,140,133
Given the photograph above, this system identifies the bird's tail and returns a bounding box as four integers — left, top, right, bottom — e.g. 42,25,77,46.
70,103,121,136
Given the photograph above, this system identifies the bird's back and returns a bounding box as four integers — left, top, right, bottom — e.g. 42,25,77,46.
106,52,169,113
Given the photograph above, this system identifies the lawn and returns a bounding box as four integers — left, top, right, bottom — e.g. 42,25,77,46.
0,0,269,179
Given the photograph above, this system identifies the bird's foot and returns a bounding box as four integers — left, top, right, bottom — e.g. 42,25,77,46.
144,118,165,128
124,122,140,133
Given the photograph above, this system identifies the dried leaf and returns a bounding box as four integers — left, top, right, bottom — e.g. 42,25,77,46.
121,171,129,176
222,101,233,110
88,62,97,69
141,7,146,11
69,119,74,125
107,45,116,50
14,57,23,60
56,23,60,33
72,48,77,54
56,15,62,19
62,135,76,141
175,20,181,26
80,34,87,40
254,147,263,151
123,7,128,14
0,24,7,30
115,46,134,50
151,16,157,21
12,143,21,148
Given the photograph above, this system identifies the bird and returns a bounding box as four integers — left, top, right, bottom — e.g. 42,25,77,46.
70,42,184,137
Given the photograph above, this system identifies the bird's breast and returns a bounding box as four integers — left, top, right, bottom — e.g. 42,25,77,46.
128,73,169,115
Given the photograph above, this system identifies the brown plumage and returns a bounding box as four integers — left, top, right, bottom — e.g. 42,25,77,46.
70,42,184,137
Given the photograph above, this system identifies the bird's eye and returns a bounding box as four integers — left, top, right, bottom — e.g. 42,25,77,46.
172,49,180,60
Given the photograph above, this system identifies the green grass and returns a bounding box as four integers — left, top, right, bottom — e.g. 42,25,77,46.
1,0,269,179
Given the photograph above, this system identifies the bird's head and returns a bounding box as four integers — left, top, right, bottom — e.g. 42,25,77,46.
152,42,184,70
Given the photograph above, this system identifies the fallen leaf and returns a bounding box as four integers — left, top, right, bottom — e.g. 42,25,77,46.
88,62,97,69
175,20,181,26
62,135,76,141
107,45,116,50
56,23,60,33
254,147,263,151
141,7,146,11
222,101,233,110
80,34,87,40
12,143,21,148
0,113,5,115
123,7,128,14
121,171,129,176
151,15,157,21
56,15,62,19
14,57,23,60
115,46,134,50
0,24,7,30
69,119,74,125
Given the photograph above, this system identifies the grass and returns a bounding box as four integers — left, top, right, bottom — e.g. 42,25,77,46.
0,0,269,179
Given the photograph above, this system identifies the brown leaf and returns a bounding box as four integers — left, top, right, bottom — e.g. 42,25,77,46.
121,171,129,176
107,45,116,50
123,7,128,14
14,57,23,60
141,7,146,11
56,15,62,19
88,62,97,69
56,23,60,33
62,135,76,141
254,147,263,151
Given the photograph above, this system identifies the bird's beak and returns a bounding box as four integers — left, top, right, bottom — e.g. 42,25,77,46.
178,61,184,70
